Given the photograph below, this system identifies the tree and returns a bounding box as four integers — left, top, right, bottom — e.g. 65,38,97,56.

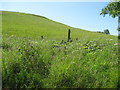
104,29,110,34
100,0,120,38
101,1,120,88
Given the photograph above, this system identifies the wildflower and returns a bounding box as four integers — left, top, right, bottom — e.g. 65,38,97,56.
11,35,14,37
114,43,120,45
109,39,113,41
34,41,38,44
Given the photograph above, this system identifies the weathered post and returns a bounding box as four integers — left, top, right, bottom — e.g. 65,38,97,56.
67,29,71,42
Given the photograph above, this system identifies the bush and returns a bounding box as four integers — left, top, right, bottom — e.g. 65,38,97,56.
104,29,110,34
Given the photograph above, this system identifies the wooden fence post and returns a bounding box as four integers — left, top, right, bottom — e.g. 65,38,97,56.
67,29,71,42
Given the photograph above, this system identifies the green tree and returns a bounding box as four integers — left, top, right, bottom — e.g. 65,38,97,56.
100,0,120,38
104,29,110,34
101,1,120,88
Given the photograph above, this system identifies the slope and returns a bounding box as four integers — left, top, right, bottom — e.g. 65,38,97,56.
2,11,117,41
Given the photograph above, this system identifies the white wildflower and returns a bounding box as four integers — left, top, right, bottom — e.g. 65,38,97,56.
109,39,113,41
114,43,120,45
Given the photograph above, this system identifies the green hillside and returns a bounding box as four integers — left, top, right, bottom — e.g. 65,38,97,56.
1,11,118,88
2,11,117,41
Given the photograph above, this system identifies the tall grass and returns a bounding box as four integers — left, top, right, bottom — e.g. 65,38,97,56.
2,35,118,88
1,11,118,88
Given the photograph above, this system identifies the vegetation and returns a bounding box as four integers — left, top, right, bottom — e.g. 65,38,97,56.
104,29,110,34
96,29,110,35
100,0,120,18
1,11,118,88
101,1,119,88
100,0,120,37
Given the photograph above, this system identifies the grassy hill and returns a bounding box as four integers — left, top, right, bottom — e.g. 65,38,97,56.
2,11,117,41
1,11,118,88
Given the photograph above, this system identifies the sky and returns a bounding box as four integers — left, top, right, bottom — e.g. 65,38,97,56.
0,2,118,36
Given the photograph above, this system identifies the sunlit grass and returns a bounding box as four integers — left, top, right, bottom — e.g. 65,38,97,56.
1,11,118,88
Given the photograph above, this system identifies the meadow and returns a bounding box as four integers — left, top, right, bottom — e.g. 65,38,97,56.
1,11,119,88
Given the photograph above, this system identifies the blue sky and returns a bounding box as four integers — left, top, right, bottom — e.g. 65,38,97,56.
0,2,118,35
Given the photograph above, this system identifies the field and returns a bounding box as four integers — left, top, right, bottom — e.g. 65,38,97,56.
1,11,119,88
